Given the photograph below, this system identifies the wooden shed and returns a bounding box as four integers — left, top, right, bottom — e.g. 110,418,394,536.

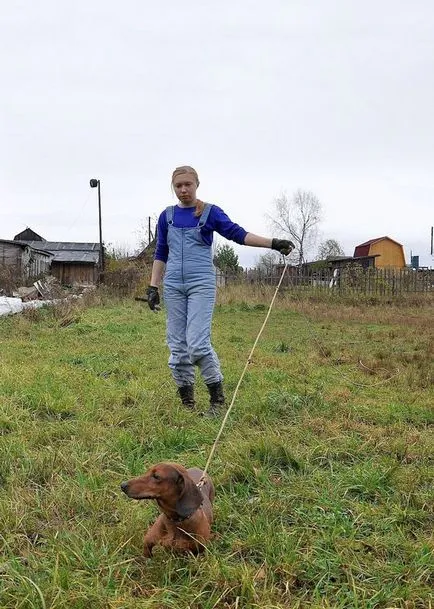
354,237,406,269
23,241,100,286
0,240,53,280
133,237,157,264
10,226,102,286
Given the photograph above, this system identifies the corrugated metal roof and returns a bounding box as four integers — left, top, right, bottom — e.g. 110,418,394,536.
23,241,100,251
327,255,379,262
15,240,100,264
1,239,28,249
51,251,99,263
0,240,53,257
304,254,379,268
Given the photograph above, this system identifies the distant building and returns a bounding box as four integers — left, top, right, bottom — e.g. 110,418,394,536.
0,239,53,280
21,240,100,285
354,236,406,269
12,227,101,285
318,254,378,270
14,228,45,242
133,237,157,264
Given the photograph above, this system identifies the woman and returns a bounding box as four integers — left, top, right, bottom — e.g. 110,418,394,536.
146,166,293,416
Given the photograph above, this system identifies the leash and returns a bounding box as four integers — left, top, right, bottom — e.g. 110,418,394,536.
198,257,291,487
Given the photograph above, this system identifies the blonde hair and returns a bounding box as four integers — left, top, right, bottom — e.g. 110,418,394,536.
171,165,204,217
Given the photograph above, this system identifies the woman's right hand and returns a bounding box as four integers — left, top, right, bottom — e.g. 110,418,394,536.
146,286,160,311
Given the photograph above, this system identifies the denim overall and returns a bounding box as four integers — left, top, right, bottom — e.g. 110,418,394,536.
163,204,223,387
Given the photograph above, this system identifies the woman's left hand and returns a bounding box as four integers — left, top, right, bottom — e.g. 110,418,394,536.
271,239,295,256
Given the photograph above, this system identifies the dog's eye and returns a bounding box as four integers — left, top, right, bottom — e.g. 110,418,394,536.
152,473,160,481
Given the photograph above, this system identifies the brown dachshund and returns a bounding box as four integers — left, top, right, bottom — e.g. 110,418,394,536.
120,462,215,557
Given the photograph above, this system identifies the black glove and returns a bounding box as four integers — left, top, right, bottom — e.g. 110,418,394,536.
271,238,295,256
146,286,160,311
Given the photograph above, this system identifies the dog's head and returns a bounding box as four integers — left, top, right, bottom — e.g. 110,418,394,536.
120,462,202,518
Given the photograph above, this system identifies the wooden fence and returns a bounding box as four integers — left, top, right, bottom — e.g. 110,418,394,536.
216,267,434,295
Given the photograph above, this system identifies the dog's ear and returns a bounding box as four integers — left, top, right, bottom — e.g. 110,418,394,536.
174,467,203,519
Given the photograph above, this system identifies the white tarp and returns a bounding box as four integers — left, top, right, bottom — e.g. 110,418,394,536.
0,296,24,317
0,294,83,318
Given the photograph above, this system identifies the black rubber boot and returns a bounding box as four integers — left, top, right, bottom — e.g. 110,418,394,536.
204,381,225,416
178,385,195,409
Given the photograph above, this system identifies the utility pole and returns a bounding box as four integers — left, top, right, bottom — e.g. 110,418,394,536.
89,178,104,277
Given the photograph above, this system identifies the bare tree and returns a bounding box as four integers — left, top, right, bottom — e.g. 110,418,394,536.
135,215,159,252
316,239,345,260
255,250,281,275
266,189,322,268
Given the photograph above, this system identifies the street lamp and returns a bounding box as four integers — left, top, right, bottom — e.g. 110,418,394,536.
89,178,104,276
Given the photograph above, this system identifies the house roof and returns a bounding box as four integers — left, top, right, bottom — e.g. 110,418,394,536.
355,236,403,248
354,236,404,258
0,239,53,258
16,240,100,264
51,251,100,263
302,255,379,268
23,241,100,252
13,228,45,241
134,238,157,261
328,255,379,263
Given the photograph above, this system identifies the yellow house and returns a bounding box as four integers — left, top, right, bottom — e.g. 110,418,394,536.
354,236,406,269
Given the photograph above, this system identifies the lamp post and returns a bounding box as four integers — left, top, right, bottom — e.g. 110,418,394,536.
89,178,104,277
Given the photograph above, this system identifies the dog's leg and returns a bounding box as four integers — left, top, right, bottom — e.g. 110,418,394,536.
143,516,165,558
143,541,154,558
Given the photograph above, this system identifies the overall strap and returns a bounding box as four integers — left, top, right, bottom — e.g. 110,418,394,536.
197,203,213,227
166,206,174,225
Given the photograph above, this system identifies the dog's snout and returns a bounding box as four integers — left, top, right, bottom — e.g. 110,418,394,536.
120,481,129,493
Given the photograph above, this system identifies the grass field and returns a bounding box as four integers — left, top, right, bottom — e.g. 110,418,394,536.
0,289,433,608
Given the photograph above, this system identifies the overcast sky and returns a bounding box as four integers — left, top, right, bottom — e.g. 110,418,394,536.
1,0,433,268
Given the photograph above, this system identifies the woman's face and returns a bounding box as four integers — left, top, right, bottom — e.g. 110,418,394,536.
172,173,198,205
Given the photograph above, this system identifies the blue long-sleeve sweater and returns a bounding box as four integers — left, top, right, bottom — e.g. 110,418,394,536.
154,204,248,263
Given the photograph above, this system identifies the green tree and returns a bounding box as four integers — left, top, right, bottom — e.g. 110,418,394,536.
214,244,239,272
316,239,345,260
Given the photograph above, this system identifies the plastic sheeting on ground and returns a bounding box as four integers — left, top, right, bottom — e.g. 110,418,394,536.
0,295,82,317
0,296,24,317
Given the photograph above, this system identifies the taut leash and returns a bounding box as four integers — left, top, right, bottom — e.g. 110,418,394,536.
198,257,290,487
